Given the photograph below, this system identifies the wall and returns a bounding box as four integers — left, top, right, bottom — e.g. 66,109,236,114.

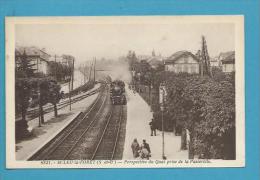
165,55,199,74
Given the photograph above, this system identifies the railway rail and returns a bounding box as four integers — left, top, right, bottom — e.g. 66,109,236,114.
17,85,102,122
29,82,126,161
91,105,124,160
28,85,108,160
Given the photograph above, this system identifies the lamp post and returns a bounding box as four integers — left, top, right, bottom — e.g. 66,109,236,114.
162,103,165,159
150,84,153,112
131,70,136,91
38,82,41,127
68,80,72,111
159,83,167,160
150,70,154,112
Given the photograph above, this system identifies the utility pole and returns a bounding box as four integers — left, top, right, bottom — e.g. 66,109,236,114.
89,61,93,82
67,57,74,111
38,82,41,127
54,54,57,81
71,57,75,90
201,36,212,77
93,58,96,83
69,79,72,111
84,62,87,84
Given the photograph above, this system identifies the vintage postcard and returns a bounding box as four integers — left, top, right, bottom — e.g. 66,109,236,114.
5,16,244,168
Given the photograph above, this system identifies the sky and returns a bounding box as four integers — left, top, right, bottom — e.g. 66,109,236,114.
16,22,235,66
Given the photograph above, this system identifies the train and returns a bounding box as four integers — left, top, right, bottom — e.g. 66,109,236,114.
110,80,127,105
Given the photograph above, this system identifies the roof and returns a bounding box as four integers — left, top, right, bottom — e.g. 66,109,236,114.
219,51,235,59
165,51,199,64
147,57,163,68
15,46,51,61
210,57,219,62
220,51,235,64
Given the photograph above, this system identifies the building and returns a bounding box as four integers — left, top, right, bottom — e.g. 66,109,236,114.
61,55,74,66
210,57,220,67
147,57,163,69
219,51,235,73
15,46,51,74
137,50,164,70
137,55,151,61
165,51,200,74
49,55,74,66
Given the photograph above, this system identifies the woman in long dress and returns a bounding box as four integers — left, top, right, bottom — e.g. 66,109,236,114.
131,138,140,158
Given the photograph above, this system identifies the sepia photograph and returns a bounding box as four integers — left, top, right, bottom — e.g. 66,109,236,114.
5,16,244,168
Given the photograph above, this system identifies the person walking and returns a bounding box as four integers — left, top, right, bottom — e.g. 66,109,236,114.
140,139,151,159
131,138,140,158
149,119,156,136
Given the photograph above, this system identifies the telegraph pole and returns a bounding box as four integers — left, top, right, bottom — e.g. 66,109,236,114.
69,81,71,111
54,54,57,81
71,57,75,90
68,57,74,111
201,36,212,77
89,61,93,82
38,82,41,127
93,58,96,83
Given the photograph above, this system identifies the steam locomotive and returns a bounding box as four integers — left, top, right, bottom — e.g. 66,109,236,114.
110,80,127,105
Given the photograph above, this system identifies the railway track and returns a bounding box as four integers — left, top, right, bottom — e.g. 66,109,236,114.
91,105,124,160
29,83,127,161
28,85,109,160
17,85,102,122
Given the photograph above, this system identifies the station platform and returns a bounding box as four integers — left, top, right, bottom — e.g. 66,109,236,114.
123,85,188,160
16,84,100,160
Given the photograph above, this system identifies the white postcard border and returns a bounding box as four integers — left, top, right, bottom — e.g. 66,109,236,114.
5,15,245,168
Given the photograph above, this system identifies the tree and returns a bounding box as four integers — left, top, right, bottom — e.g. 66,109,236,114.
47,80,62,117
15,79,32,122
15,51,36,139
48,61,72,83
38,79,62,122
38,80,49,123
15,51,36,78
24,78,62,123
182,77,235,159
127,50,138,70
151,71,235,159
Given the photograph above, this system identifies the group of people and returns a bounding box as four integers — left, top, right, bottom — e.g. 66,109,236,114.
131,139,151,159
130,119,158,159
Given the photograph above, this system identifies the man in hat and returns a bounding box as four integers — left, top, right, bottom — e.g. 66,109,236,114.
149,118,157,136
